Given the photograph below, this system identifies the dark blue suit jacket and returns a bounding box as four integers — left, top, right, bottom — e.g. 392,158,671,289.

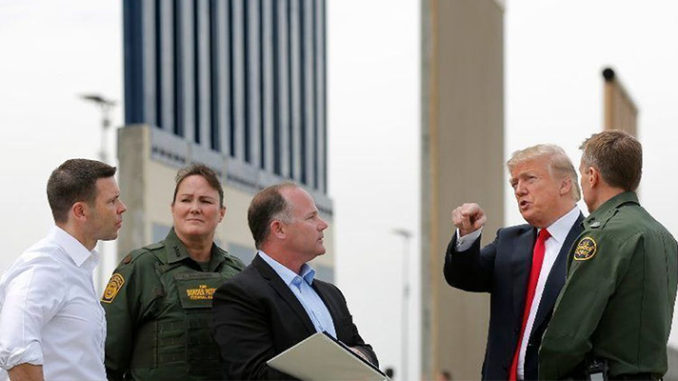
443,214,583,381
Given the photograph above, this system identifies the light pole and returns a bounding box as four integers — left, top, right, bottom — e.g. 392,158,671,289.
393,228,412,381
79,94,116,163
79,93,117,293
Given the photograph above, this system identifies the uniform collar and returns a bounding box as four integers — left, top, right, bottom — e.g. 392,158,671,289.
584,191,639,228
164,227,226,271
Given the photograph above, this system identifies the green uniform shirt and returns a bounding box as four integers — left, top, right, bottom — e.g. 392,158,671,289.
101,228,245,381
539,192,678,379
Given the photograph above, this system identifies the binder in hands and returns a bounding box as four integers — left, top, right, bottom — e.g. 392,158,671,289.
266,332,388,381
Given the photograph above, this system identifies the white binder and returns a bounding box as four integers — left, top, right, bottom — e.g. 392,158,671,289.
266,332,388,381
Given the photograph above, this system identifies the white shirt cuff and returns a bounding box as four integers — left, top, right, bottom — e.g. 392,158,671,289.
455,228,482,251
0,341,43,371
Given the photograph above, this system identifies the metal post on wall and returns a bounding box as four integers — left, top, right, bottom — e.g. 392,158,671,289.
80,94,117,163
393,228,413,381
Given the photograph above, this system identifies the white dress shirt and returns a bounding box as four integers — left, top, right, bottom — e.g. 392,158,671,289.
456,206,581,380
0,226,106,381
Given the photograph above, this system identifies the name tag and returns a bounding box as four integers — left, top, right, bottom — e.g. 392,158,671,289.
175,273,224,309
185,284,217,301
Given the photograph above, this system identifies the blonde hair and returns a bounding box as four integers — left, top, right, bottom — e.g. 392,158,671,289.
507,144,581,201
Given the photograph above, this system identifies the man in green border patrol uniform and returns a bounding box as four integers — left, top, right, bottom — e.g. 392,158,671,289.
539,130,678,380
102,164,245,380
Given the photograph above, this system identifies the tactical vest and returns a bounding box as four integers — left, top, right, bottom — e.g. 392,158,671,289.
128,248,239,380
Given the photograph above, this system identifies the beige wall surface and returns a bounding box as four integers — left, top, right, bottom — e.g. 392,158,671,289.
603,73,638,136
144,160,176,239
421,0,505,379
117,125,150,257
117,125,334,271
217,186,258,250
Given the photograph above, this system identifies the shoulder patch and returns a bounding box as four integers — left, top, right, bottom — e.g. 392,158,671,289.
574,237,597,261
101,273,125,303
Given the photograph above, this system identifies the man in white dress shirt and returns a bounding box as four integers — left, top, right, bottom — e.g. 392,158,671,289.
0,159,127,381
443,144,584,380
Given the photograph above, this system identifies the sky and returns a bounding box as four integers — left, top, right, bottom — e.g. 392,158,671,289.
328,1,420,378
1,1,678,380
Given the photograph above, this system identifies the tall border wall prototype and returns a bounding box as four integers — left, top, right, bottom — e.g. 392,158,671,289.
117,0,335,281
602,68,638,136
421,0,505,379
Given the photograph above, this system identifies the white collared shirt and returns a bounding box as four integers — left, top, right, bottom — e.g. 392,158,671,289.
456,206,581,380
0,226,106,381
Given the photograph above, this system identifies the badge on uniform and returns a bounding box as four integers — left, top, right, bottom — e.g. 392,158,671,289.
185,284,217,301
101,273,125,303
574,237,597,261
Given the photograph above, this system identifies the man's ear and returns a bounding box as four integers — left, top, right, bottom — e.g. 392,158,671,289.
587,166,601,188
270,220,286,239
560,177,573,196
71,201,88,222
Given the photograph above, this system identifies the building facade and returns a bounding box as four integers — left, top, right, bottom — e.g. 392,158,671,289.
118,0,334,280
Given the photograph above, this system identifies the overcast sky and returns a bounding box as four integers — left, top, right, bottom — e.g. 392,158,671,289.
1,1,678,380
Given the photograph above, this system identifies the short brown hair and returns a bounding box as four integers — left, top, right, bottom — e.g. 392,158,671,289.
580,130,642,191
172,163,224,207
248,183,296,248
47,159,117,223
507,144,581,201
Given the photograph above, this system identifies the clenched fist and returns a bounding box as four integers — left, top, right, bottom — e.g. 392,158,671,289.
452,203,487,237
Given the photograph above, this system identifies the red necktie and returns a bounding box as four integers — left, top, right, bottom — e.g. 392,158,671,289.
508,228,551,381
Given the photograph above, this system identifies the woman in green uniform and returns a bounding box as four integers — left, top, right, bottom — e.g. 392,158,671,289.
102,164,245,380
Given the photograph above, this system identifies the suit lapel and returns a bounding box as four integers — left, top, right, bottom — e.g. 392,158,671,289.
252,255,316,334
312,282,340,327
512,228,537,320
529,214,584,338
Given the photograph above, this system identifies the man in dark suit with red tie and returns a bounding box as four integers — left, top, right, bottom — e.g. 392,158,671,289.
444,144,584,381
